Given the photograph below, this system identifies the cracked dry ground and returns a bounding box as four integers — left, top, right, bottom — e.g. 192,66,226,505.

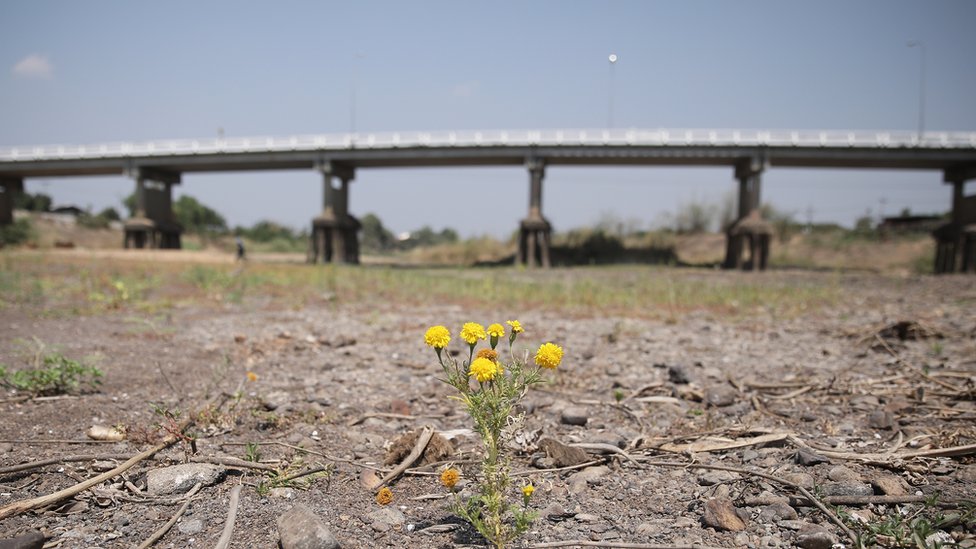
1,266,975,549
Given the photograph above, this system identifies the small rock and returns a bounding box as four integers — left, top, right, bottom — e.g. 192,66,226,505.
955,465,976,483
733,531,752,547
0,530,45,549
668,364,692,384
697,470,738,486
777,520,808,531
827,466,861,482
781,472,814,489
574,513,600,522
0,442,13,453
538,502,568,520
705,385,737,407
568,465,609,494
867,410,896,430
702,496,746,531
560,407,589,426
673,516,697,529
269,487,296,499
741,450,759,462
277,504,340,549
823,482,873,497
634,522,664,537
177,519,204,535
925,531,954,547
795,448,829,466
366,507,405,533
795,524,837,549
146,464,224,495
759,502,798,522
359,470,381,490
870,474,909,495
538,438,591,467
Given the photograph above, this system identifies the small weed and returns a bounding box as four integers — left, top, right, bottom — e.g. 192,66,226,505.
256,460,332,495
613,388,626,402
244,442,261,463
0,353,102,396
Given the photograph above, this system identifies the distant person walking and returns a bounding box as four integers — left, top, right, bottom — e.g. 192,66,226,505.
235,237,246,261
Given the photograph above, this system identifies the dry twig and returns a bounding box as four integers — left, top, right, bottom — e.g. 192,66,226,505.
135,482,203,549
374,425,433,491
213,484,243,549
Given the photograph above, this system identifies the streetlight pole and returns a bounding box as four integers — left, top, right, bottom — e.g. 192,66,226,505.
608,53,618,129
907,40,926,143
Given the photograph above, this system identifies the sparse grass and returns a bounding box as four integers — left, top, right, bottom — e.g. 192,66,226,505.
0,252,845,319
837,496,976,549
0,352,103,396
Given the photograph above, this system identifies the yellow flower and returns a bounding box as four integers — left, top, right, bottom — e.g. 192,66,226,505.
476,348,499,362
424,325,451,349
506,320,524,334
246,371,258,382
534,343,563,369
440,468,460,488
460,322,487,345
468,357,500,383
376,487,393,505
486,323,505,338
522,484,535,498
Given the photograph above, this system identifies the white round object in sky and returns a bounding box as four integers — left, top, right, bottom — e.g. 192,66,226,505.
609,54,618,63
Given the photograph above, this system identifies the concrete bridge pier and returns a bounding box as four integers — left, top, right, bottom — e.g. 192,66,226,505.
309,163,360,264
123,168,182,249
516,158,552,268
0,177,24,226
933,167,976,274
723,157,772,270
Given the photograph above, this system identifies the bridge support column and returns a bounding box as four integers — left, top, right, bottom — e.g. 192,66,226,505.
516,158,552,268
933,167,976,274
723,157,772,271
123,168,182,249
0,177,24,226
309,163,360,265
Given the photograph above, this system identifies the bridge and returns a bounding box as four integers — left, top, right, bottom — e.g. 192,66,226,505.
1,128,975,272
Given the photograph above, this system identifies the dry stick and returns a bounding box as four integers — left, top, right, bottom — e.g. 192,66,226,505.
213,484,243,549
0,439,118,445
570,442,640,466
0,438,176,520
188,455,278,472
640,459,859,545
347,412,446,426
273,465,331,485
512,459,605,477
820,494,965,507
135,482,203,549
221,441,388,473
374,425,434,492
0,453,140,475
530,542,725,549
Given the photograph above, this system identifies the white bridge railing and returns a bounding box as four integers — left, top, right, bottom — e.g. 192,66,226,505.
2,128,976,162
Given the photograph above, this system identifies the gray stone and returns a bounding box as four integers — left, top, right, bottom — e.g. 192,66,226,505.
146,464,224,495
634,521,665,537
0,530,45,549
867,410,896,430
795,448,829,466
560,407,589,426
705,385,737,407
567,465,609,494
827,465,861,482
574,513,600,522
741,449,759,462
177,519,204,535
697,470,738,486
538,502,568,520
870,474,909,495
795,524,837,549
668,364,693,384
277,504,340,549
777,520,808,530
781,472,814,490
823,482,873,497
366,506,405,533
759,502,797,522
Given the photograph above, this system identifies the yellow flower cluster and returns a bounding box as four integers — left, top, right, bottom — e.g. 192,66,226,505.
486,323,505,338
522,484,535,498
376,487,393,505
440,468,460,488
469,357,500,383
424,325,451,349
506,320,524,334
534,343,563,369
460,322,487,345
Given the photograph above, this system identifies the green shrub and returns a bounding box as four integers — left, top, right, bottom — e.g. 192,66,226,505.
0,353,103,396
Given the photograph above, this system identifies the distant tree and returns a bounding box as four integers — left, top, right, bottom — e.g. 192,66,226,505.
98,207,120,221
238,220,295,242
123,193,137,217
173,195,227,234
14,192,52,212
853,215,875,233
439,227,459,243
673,200,714,234
360,213,395,252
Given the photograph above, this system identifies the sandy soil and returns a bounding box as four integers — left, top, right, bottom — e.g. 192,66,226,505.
1,260,974,549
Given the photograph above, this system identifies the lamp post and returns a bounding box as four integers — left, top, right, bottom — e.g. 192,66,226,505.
906,40,926,143
608,53,618,129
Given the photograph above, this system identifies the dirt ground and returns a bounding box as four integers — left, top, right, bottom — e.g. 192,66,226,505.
1,255,974,549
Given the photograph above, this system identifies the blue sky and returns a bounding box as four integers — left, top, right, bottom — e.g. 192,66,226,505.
2,1,975,236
